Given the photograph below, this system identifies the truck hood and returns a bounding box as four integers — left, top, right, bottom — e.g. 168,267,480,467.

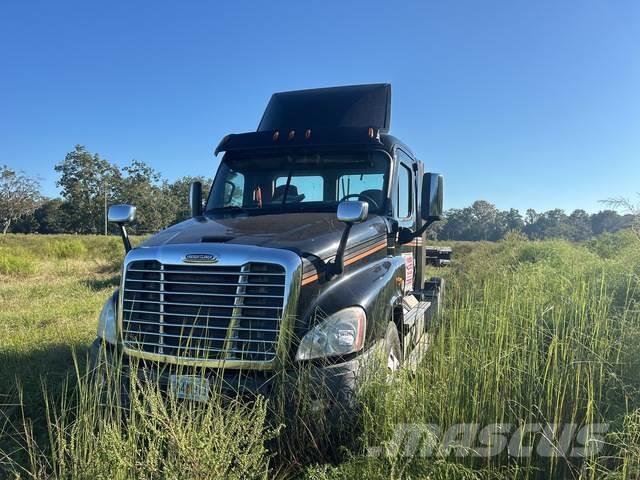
139,212,389,261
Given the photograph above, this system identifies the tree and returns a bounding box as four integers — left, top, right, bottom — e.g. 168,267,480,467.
0,166,42,234
116,159,169,234
567,209,592,241
166,176,213,225
439,200,509,241
55,145,121,233
603,196,640,240
591,210,624,235
502,208,525,232
34,199,66,234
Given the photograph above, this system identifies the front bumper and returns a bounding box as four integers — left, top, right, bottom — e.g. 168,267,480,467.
89,338,367,412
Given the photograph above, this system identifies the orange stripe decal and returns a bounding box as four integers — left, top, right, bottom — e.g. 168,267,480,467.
344,242,386,266
301,273,319,286
301,241,387,286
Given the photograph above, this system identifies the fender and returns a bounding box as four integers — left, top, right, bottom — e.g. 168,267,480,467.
299,255,406,345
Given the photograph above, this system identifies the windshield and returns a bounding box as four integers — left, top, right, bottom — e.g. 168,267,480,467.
206,151,389,215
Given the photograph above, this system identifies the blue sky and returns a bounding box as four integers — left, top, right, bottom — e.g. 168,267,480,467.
1,0,638,213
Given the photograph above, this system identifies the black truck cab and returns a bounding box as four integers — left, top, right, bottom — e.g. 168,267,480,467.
93,84,444,406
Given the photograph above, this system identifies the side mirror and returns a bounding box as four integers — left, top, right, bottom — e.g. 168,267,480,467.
190,181,203,217
108,204,136,224
421,173,443,222
108,204,136,253
337,200,369,224
329,201,369,280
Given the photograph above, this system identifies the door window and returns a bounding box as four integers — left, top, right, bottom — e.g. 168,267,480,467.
396,163,412,219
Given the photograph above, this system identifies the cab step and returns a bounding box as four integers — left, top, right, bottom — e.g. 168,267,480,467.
402,296,431,328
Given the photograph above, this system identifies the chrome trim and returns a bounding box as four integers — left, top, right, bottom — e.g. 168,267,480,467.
122,298,282,309
124,278,283,288
183,253,219,264
337,200,369,223
123,318,279,333
118,243,302,369
127,268,285,276
124,288,283,299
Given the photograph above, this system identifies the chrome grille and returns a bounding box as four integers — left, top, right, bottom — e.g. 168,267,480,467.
122,260,286,362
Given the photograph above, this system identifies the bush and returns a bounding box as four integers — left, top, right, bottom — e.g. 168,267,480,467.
45,239,88,259
586,229,639,260
0,250,36,276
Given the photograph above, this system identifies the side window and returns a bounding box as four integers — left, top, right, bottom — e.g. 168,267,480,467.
396,163,412,219
274,175,324,202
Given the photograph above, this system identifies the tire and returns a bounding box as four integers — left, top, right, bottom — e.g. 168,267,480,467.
88,338,130,408
383,321,402,374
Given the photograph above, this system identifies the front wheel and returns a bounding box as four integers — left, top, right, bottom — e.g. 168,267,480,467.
383,322,402,374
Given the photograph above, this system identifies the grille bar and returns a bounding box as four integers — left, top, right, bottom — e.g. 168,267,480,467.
123,309,280,323
127,268,285,276
122,260,286,362
124,288,282,299
137,332,280,344
122,340,272,356
123,298,283,310
124,279,283,288
123,318,279,333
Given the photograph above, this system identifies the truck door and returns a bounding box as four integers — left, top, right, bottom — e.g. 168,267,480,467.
395,149,417,293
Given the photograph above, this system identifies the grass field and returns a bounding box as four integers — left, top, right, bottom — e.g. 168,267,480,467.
1,233,640,479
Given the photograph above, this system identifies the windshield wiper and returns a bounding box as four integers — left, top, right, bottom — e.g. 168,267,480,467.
206,205,249,214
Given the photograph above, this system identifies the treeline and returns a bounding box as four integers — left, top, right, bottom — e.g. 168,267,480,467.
430,200,634,241
5,145,211,235
1,145,636,240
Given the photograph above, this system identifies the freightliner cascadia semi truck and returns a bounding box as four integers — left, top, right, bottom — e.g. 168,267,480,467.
92,83,446,409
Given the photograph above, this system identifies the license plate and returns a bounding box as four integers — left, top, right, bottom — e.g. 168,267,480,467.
169,375,209,402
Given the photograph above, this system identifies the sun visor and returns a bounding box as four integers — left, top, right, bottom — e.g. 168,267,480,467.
257,83,391,133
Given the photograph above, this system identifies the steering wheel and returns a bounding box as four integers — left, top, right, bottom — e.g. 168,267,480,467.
339,193,380,210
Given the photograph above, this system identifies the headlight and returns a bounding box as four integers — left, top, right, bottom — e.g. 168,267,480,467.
97,291,118,345
296,306,366,361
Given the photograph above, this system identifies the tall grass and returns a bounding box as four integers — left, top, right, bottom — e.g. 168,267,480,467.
1,233,639,479
2,351,275,479
334,236,640,479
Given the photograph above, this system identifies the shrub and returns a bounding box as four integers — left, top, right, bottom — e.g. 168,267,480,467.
45,239,88,259
0,250,36,276
586,229,639,260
